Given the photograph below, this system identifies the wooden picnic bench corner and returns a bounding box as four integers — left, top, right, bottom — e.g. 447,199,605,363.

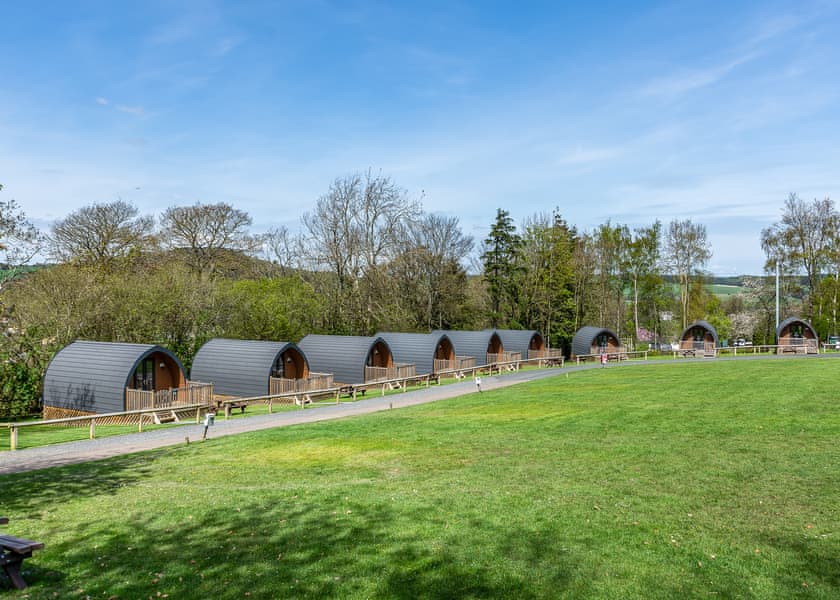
1,518,44,590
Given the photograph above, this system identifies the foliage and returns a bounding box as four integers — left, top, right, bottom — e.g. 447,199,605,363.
0,304,55,418
219,277,324,342
2,359,839,597
0,186,43,289
517,211,577,350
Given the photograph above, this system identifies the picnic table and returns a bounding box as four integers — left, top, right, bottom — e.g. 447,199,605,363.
1,516,44,590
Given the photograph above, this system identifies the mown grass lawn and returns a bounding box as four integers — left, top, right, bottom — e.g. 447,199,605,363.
1,358,839,598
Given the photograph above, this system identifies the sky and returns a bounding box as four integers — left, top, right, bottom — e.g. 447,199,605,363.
2,1,839,275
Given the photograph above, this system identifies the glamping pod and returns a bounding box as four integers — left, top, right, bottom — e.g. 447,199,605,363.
571,326,623,359
679,320,718,357
190,338,322,398
495,329,546,360
376,332,454,375
41,340,209,419
298,335,405,384
776,317,819,354
434,329,504,366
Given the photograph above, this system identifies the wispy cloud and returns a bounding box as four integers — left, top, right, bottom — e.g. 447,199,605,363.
95,97,109,105
115,104,146,116
555,145,621,166
640,52,758,98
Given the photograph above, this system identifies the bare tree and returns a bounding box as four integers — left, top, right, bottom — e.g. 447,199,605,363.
665,219,712,329
49,200,154,266
761,193,837,321
0,185,43,287
301,171,421,332
261,225,304,276
159,202,260,278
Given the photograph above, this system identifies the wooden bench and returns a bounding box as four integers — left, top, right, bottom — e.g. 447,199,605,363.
339,386,365,399
1,519,44,590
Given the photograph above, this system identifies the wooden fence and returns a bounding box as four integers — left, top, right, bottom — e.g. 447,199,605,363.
2,403,207,451
125,381,214,411
269,372,334,395
365,363,416,382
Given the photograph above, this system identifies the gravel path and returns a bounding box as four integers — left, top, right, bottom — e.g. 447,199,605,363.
0,363,601,475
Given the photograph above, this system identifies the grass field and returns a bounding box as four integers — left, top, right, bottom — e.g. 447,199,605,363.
1,358,839,598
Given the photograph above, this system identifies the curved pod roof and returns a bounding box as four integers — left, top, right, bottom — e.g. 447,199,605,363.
43,341,186,414
191,338,309,398
495,329,544,359
680,320,719,346
433,330,502,366
376,332,454,375
776,317,818,342
298,335,392,384
571,326,621,357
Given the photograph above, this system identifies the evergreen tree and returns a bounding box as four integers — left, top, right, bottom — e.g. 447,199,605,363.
481,209,523,328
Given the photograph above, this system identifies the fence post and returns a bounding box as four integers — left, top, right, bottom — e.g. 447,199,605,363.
138,413,144,432
10,426,18,451
195,408,201,424
89,417,96,440
224,403,232,420
268,398,273,414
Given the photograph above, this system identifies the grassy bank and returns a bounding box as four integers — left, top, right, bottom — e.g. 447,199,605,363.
1,358,838,598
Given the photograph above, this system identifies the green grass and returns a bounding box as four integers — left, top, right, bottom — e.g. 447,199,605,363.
2,358,839,598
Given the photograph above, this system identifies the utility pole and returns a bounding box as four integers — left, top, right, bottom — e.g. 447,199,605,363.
775,259,780,330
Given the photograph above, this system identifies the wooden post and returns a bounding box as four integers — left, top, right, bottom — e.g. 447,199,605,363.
138,414,144,432
268,398,273,414
224,403,232,420
195,408,201,424
89,417,96,440
10,426,18,451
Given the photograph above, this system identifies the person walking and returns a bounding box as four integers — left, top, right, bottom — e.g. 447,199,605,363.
475,375,482,392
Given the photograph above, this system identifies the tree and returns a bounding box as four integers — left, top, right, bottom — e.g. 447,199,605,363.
665,219,712,329
389,213,474,330
481,209,523,328
591,221,629,336
624,222,663,344
49,200,154,266
261,225,303,276
761,193,837,322
160,202,260,279
518,211,577,349
301,171,421,333
0,185,43,287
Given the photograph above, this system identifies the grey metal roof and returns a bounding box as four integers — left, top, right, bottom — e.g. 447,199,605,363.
679,320,719,345
494,329,543,359
776,317,817,342
42,341,186,414
298,335,391,384
376,332,452,375
571,326,620,357
190,338,308,398
433,330,502,366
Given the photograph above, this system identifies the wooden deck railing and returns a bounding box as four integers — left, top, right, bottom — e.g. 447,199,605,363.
365,363,416,382
269,372,334,394
125,381,214,411
433,356,476,372
529,348,564,360
487,351,522,365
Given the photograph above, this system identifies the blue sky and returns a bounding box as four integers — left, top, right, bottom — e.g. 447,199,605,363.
2,1,839,274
